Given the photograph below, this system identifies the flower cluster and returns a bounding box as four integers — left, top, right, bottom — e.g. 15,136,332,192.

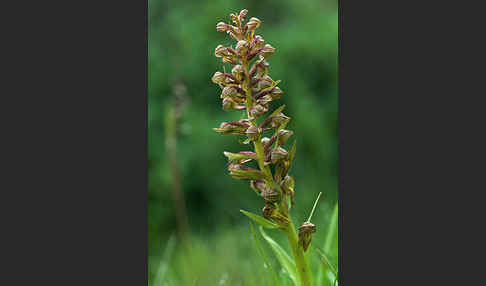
211,9,315,251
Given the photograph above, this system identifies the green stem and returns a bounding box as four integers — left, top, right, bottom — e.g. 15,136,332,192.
284,217,313,286
242,57,312,286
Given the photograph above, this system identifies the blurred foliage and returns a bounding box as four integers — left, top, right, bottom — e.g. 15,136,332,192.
149,0,338,284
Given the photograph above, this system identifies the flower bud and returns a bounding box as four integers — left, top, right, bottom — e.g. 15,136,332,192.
256,95,272,105
221,86,237,98
261,187,280,203
250,179,266,194
253,35,265,49
270,112,290,128
229,13,239,25
224,151,257,163
216,22,229,32
247,17,261,30
250,104,267,117
258,75,273,90
230,167,266,180
211,71,225,84
277,129,293,146
261,137,271,146
271,146,288,163
236,40,249,56
239,9,248,22
260,44,275,58
281,175,295,194
214,45,230,57
270,87,283,100
231,65,244,81
222,97,235,111
246,125,260,141
214,120,250,134
262,203,275,219
222,56,237,65
298,222,317,252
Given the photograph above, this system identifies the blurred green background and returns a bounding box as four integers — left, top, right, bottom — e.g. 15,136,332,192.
149,0,338,285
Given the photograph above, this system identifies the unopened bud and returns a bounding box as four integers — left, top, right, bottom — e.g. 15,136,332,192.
250,104,267,117
298,222,316,252
258,75,273,89
221,86,237,98
216,22,229,32
212,71,225,84
261,187,280,203
236,40,249,56
229,13,239,25
239,9,248,22
262,203,275,219
270,112,290,128
222,56,237,65
281,175,295,194
277,129,293,145
260,44,275,58
253,35,265,49
246,125,260,141
270,86,283,100
231,65,244,81
222,97,235,111
271,146,288,163
215,45,230,57
247,17,261,30
250,180,266,194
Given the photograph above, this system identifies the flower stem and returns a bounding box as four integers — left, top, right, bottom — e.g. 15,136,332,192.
242,57,312,286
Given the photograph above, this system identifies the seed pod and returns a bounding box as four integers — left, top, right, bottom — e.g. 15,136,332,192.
211,71,225,84
298,222,317,252
277,129,293,146
216,22,229,32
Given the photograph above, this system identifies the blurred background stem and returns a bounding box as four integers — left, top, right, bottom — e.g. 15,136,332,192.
165,81,191,249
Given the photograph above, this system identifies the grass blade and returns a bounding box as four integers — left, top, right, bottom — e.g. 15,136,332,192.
153,233,176,286
259,226,298,286
249,222,281,286
241,209,280,229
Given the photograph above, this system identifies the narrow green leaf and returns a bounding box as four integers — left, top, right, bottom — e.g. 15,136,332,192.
268,104,286,119
249,222,281,286
240,210,279,229
259,226,298,286
316,248,338,277
288,140,297,163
